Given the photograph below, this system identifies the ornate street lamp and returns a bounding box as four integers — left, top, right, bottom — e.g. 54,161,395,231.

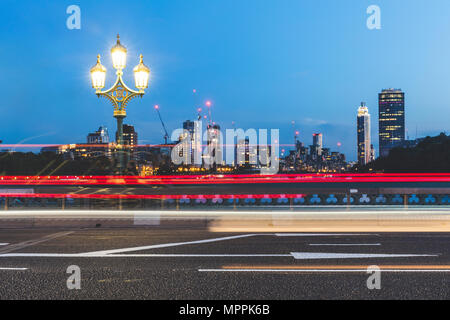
90,34,150,173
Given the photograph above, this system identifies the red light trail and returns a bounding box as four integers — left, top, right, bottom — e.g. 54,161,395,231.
0,173,449,186
0,193,306,200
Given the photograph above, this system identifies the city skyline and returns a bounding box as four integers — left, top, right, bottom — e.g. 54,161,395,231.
1,0,450,161
0,85,437,163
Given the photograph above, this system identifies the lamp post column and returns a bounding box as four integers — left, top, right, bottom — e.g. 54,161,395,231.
115,114,125,173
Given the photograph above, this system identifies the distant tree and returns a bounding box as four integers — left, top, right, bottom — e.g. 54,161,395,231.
354,132,450,173
0,152,114,175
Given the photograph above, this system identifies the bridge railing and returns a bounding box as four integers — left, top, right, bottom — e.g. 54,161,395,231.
0,193,449,210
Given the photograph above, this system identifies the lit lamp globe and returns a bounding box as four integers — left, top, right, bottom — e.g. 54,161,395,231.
90,55,107,91
133,54,150,90
111,34,127,70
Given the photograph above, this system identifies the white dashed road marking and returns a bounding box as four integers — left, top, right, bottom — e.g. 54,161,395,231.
290,252,437,260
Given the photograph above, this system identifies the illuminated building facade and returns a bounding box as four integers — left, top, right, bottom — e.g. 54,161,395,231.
370,144,375,162
310,133,323,159
378,89,405,157
205,124,223,167
281,134,348,173
87,126,109,144
182,120,202,166
357,102,371,165
41,143,112,159
234,137,258,170
117,124,138,161
181,120,195,165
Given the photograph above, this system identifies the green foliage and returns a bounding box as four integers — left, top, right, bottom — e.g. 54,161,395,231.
0,152,114,175
358,133,450,172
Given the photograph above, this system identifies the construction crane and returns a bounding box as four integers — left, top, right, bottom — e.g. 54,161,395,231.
292,121,300,168
205,100,213,126
154,105,169,145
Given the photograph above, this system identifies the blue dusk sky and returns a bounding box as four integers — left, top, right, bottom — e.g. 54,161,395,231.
0,0,449,160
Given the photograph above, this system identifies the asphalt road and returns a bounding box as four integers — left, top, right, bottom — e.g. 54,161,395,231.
0,227,449,299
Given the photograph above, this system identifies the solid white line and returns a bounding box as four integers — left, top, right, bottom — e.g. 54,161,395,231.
0,267,28,271
198,269,450,273
84,233,377,255
0,243,9,246
0,253,291,258
2,208,450,217
0,251,438,260
83,234,260,255
208,208,449,215
290,252,437,260
308,243,381,246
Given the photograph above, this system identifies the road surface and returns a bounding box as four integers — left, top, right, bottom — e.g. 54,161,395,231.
0,223,449,299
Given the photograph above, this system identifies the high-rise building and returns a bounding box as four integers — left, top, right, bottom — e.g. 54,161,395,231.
205,124,223,167
357,102,371,165
117,124,138,161
182,120,202,166
182,120,195,165
87,126,109,144
183,120,195,136
370,144,375,162
378,89,405,157
310,133,323,158
235,138,249,167
313,133,323,150
121,124,137,146
234,137,257,168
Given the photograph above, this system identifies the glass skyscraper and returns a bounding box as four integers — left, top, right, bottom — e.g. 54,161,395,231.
117,124,138,161
310,133,323,158
357,102,371,165
378,89,405,157
182,120,203,166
